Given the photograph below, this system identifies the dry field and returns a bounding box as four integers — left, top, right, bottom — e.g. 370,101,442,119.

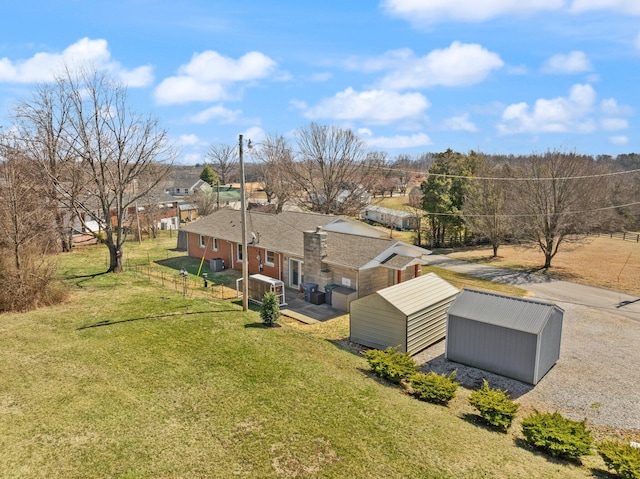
449,234,640,296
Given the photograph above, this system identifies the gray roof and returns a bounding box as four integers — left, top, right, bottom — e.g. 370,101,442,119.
324,231,398,269
447,289,564,334
181,209,338,257
376,273,459,316
181,209,424,269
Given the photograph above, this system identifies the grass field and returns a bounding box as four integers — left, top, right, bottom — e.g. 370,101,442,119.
449,234,640,296
0,235,611,478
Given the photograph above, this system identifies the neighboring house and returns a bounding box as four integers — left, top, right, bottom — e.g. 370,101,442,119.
361,205,418,231
350,273,459,355
445,289,564,385
165,166,212,197
180,209,431,300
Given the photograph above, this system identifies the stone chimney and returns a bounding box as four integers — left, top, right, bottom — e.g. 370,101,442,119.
303,226,332,287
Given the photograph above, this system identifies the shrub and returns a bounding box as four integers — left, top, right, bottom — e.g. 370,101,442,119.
409,370,458,405
520,411,593,459
469,379,519,431
362,347,417,384
597,440,640,479
0,253,66,312
260,291,281,326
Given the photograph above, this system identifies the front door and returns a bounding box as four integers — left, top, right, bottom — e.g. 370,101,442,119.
289,259,303,288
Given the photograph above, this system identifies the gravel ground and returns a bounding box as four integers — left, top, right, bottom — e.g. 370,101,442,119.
414,301,640,434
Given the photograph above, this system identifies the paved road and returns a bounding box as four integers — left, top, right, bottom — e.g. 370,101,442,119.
428,254,640,323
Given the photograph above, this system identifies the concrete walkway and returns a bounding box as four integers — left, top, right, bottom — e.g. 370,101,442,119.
428,254,640,322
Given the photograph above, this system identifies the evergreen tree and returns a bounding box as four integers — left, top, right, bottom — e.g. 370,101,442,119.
200,164,219,186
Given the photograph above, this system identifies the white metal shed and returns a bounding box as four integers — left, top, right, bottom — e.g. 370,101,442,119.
445,289,564,385
349,273,459,355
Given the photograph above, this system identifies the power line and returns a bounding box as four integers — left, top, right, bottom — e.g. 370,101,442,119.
421,201,640,218
369,164,640,182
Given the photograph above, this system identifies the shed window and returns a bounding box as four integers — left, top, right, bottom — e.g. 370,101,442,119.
212,238,218,251
265,250,275,266
237,243,243,262
199,235,206,248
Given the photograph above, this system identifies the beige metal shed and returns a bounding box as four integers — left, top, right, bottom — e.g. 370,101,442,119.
349,273,459,355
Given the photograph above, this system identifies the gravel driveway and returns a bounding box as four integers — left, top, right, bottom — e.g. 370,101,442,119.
416,256,640,433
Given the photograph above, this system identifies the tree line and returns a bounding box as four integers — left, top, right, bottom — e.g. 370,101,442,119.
199,129,638,270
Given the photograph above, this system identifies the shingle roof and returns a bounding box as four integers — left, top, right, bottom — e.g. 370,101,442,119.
181,209,425,269
181,209,337,257
447,289,564,334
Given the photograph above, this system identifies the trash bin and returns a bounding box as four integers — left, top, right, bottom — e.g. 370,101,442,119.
323,284,340,306
301,282,318,302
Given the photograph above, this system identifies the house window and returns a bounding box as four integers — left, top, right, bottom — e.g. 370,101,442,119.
265,250,275,266
237,243,243,262
212,238,218,251
199,235,206,248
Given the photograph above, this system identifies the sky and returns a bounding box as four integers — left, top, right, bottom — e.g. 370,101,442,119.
0,0,639,164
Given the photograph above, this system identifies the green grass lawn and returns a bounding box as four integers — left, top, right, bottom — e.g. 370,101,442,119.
0,236,603,478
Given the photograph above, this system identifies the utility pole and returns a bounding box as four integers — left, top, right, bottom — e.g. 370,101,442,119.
239,134,249,311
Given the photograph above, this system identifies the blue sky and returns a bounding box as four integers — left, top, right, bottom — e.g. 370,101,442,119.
0,0,639,164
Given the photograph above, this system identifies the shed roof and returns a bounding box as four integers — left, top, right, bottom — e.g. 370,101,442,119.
375,273,459,316
447,289,563,334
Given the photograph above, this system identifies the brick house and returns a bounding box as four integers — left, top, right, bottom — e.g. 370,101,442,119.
180,209,431,299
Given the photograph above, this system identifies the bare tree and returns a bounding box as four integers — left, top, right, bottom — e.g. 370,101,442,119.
407,189,425,246
510,151,607,269
12,81,85,252
14,68,176,273
284,122,376,215
190,189,218,217
254,134,293,213
464,158,512,257
0,144,55,277
206,143,238,185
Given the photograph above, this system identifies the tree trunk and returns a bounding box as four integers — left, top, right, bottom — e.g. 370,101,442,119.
107,243,123,273
492,244,499,257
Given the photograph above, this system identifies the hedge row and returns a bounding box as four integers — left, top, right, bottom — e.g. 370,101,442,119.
362,347,639,476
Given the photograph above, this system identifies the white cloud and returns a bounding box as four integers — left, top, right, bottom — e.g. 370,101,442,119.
442,113,479,132
570,0,640,14
155,50,276,105
242,126,267,145
609,135,629,145
178,134,201,146
302,87,430,124
601,118,628,130
190,105,243,124
378,42,504,90
600,98,634,116
542,51,592,74
358,128,433,149
381,0,564,24
498,83,598,134
0,37,153,86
